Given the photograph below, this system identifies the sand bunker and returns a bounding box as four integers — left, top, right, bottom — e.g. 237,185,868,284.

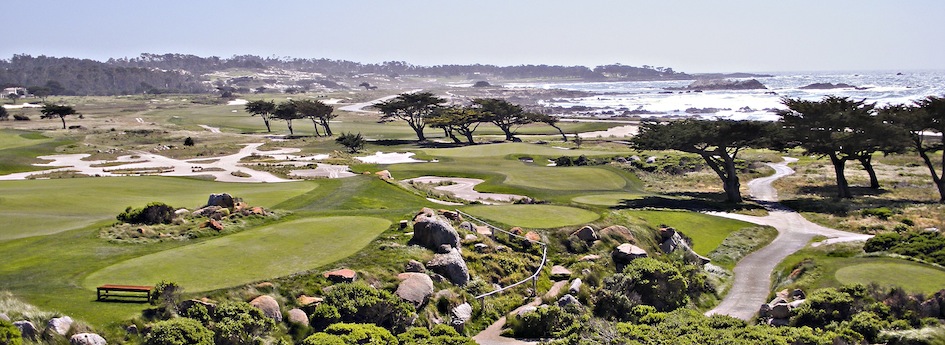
1,103,43,109
355,152,426,164
290,164,356,179
579,124,639,138
199,125,221,133
227,99,249,106
403,176,526,204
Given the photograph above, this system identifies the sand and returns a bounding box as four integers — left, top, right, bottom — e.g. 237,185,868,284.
355,152,426,164
403,176,526,204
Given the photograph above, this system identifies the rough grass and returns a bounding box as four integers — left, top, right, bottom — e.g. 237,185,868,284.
0,177,317,240
460,205,600,229
571,193,645,206
419,142,632,158
84,216,391,292
622,210,757,256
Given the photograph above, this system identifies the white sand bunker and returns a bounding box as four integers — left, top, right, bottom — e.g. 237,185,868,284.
356,152,426,164
0,143,311,183
579,124,639,138
290,164,356,179
227,99,249,106
403,176,526,204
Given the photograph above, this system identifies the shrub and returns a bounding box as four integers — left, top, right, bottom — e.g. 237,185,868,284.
13,114,29,121
862,207,894,220
144,318,213,345
211,301,276,345
504,305,585,339
335,132,366,153
117,202,176,225
303,323,396,345
310,304,340,331
596,258,690,315
183,137,195,146
322,282,416,332
300,333,345,345
0,319,22,345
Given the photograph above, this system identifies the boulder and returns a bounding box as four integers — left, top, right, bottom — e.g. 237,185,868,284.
579,254,600,262
70,333,107,345
557,294,581,308
405,260,426,273
599,225,635,242
464,234,478,241
375,170,392,179
458,221,476,233
287,308,309,326
324,269,357,283
203,219,224,231
473,243,490,253
416,207,437,218
0,313,6,321
174,208,190,216
126,324,138,335
476,226,493,237
789,299,806,308
569,278,583,294
255,282,275,290
791,289,806,300
759,303,771,318
193,205,222,217
612,243,648,272
572,226,599,242
516,306,537,317
442,210,462,221
179,299,217,315
427,249,469,286
48,316,74,336
524,231,541,243
14,320,37,339
659,226,676,241
411,213,461,251
769,303,791,319
451,302,473,332
249,295,282,322
509,227,524,235
207,193,235,209
550,265,572,280
396,273,435,306
769,318,790,327
297,295,323,307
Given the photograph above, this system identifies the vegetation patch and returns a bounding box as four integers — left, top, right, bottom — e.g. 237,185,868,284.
461,205,599,228
623,210,755,255
571,193,644,206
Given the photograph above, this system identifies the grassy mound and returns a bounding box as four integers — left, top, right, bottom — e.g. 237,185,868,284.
835,261,945,295
460,205,599,229
84,216,391,292
623,210,756,256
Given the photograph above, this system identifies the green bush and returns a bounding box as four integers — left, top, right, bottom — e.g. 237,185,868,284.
117,202,176,225
0,319,22,345
211,301,276,345
303,323,396,345
862,207,895,220
596,258,690,315
310,304,341,331
504,305,585,339
144,318,213,345
322,282,415,333
864,231,945,265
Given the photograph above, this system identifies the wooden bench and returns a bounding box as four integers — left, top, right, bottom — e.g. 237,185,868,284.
96,285,152,302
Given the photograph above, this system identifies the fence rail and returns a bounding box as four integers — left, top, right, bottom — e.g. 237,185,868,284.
455,210,548,300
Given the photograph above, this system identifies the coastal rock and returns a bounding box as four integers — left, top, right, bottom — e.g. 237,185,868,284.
769,303,791,319
681,78,767,90
70,333,107,345
249,295,282,322
405,260,426,273
550,265,572,280
203,219,224,231
600,225,635,242
799,82,859,90
396,273,435,306
451,302,473,332
14,320,37,339
442,210,462,221
296,295,323,307
287,308,309,326
557,294,581,308
509,227,524,235
206,193,235,209
174,208,190,216
569,278,583,294
324,269,357,283
476,226,493,237
473,243,490,253
524,231,541,243
572,225,599,242
579,254,600,262
48,316,74,336
458,221,476,233
411,213,461,251
464,234,478,242
427,248,469,286
516,306,537,317
612,243,648,272
193,205,222,217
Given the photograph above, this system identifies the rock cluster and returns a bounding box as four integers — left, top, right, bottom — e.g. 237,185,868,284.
659,226,710,265
250,295,282,322
395,272,434,306
410,209,461,251
427,248,469,286
612,243,648,272
70,333,107,345
759,289,807,326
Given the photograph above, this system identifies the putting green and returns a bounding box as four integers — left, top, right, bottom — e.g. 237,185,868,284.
461,204,599,228
835,261,945,295
503,166,626,191
0,177,317,240
624,210,753,255
0,130,52,150
572,193,644,206
84,216,391,292
424,143,631,158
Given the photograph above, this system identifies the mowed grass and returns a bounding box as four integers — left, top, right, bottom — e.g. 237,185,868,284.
420,142,632,158
572,193,644,206
0,177,317,240
834,261,945,295
84,216,391,292
503,166,626,191
622,210,755,255
461,204,600,229
0,130,75,174
0,129,53,150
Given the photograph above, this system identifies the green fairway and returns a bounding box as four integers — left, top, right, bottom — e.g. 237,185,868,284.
0,177,317,240
421,142,632,158
84,216,391,292
0,129,52,150
503,166,626,191
572,193,644,206
461,204,600,229
623,210,754,255
835,260,945,295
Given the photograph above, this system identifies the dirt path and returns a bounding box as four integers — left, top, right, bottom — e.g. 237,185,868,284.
704,158,871,320
473,280,568,345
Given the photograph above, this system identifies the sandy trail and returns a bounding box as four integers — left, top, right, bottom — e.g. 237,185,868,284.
473,280,568,345
704,157,872,320
403,176,525,204
338,89,423,113
198,124,221,133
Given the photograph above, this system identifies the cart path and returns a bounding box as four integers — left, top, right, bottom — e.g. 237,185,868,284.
473,280,568,345
704,157,871,320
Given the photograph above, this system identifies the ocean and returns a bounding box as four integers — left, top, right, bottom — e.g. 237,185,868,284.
507,70,945,121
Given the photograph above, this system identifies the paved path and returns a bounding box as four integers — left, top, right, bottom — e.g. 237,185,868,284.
704,157,871,320
473,280,568,345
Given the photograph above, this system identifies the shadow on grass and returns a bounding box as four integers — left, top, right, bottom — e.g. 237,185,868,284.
612,193,767,213
782,185,937,216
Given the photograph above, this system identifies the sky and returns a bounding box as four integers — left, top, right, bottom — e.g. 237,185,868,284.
3,0,944,73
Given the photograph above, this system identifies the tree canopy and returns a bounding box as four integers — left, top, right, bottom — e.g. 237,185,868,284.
880,95,945,202
472,98,534,141
40,103,78,129
244,100,276,132
374,92,445,141
273,101,304,135
631,119,782,203
294,99,336,136
427,106,486,144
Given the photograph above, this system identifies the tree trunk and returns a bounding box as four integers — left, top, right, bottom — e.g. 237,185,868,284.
830,153,852,198
310,118,321,137
498,124,515,141
320,119,333,136
60,116,66,129
859,156,880,189
918,147,945,203
263,115,271,132
722,157,742,203
286,120,294,135
464,131,475,144
551,124,568,141
409,123,426,141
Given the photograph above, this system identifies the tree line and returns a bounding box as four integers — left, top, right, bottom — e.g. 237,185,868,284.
632,95,945,203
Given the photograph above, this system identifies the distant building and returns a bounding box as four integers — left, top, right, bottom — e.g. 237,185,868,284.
2,87,27,97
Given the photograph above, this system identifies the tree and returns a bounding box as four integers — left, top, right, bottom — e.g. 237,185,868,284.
0,106,8,121
779,96,898,197
374,92,445,141
40,103,78,129
472,98,534,141
597,258,690,313
293,99,336,136
631,119,782,203
144,318,214,345
880,96,945,202
273,101,304,135
5,92,16,104
530,112,568,141
244,100,276,132
427,106,486,144
335,132,366,153
27,86,51,102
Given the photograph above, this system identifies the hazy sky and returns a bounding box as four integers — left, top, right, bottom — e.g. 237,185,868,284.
4,1,943,73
